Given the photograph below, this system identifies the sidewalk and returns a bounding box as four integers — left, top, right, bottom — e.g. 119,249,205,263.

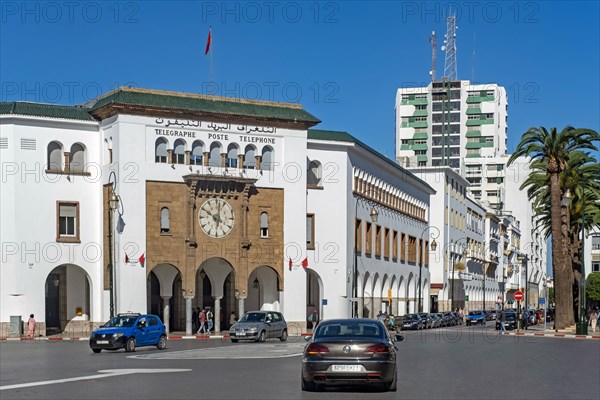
500,322,600,339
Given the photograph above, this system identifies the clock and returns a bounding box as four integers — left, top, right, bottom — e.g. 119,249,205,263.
198,198,235,238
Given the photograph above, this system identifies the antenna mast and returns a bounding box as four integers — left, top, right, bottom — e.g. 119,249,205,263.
429,31,436,82
443,15,458,81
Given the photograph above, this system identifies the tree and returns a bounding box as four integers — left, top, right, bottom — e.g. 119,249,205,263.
586,273,600,302
508,126,599,329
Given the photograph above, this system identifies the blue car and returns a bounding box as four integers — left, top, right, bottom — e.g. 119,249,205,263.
89,313,167,353
466,310,486,326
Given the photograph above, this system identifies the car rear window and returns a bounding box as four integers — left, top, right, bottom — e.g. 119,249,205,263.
315,322,383,338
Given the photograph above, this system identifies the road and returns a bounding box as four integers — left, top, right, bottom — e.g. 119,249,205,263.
1,324,599,400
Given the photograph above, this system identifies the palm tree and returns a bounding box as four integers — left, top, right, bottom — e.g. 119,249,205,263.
508,126,599,330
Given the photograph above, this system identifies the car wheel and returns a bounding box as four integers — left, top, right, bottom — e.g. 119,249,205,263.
92,348,101,353
301,378,315,392
125,337,136,352
231,339,238,343
156,335,167,350
257,330,267,342
280,329,288,342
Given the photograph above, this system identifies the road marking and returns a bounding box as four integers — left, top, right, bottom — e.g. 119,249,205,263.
129,342,305,360
0,369,192,391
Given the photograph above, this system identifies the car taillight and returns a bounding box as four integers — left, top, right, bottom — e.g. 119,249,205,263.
306,343,330,355
365,344,390,354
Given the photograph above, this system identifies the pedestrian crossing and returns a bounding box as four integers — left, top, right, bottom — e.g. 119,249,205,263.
128,342,306,360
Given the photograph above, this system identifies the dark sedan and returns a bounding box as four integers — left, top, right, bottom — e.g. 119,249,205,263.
418,313,434,329
496,311,518,330
401,314,424,330
301,319,403,392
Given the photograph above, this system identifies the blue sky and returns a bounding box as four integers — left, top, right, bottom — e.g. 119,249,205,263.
1,1,599,158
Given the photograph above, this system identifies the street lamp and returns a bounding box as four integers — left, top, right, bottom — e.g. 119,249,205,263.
418,226,439,313
576,199,588,335
107,171,121,318
353,191,379,318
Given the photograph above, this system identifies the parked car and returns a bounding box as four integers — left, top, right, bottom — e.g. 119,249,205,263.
466,310,486,326
229,311,288,342
487,310,498,321
442,312,457,326
496,311,518,330
429,313,443,329
453,312,463,325
301,318,403,392
401,314,424,330
89,313,167,353
418,313,433,329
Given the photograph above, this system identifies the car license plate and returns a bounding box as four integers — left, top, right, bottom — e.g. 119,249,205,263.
96,340,109,344
332,365,361,372
237,332,246,337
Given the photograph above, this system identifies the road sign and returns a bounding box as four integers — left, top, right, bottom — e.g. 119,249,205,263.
322,299,327,305
539,298,545,305
464,295,469,301
514,291,524,301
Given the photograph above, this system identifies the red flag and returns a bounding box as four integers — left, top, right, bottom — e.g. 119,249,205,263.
204,28,212,55
288,257,293,271
125,254,129,263
301,257,308,269
139,253,145,268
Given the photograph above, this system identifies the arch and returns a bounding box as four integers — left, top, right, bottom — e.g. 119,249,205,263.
260,211,269,238
226,143,239,168
261,146,273,171
208,142,222,167
361,272,373,318
191,140,204,165
406,273,414,313
248,265,280,312
306,268,323,327
155,137,168,163
173,139,186,164
243,145,256,169
307,159,322,186
397,275,406,315
147,263,182,332
47,141,63,171
160,207,170,234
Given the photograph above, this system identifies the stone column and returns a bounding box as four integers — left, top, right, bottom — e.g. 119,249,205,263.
221,153,227,168
238,154,244,170
64,152,70,172
184,296,193,336
167,149,173,164
203,152,209,167
237,296,246,317
214,296,222,333
255,155,261,170
161,296,171,333
185,150,191,165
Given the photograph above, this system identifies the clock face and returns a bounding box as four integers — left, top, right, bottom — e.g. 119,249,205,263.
198,198,235,238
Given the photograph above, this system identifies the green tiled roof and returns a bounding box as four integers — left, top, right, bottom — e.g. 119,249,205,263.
308,129,435,193
0,102,95,121
90,87,320,124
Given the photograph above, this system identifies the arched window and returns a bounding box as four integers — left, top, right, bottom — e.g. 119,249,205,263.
243,145,256,169
47,141,63,171
307,160,322,186
160,207,170,234
226,143,239,168
155,138,168,163
173,139,185,164
261,146,273,171
209,142,222,167
69,143,85,172
260,212,269,238
190,140,204,165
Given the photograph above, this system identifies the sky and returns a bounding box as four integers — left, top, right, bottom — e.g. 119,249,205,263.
1,0,599,160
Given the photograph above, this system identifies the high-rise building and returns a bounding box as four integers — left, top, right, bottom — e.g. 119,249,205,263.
395,80,508,170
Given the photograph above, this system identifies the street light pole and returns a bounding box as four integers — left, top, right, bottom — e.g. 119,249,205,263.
419,227,439,313
108,196,114,319
576,201,588,335
482,263,486,313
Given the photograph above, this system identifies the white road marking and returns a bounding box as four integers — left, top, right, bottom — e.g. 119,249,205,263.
0,369,192,391
129,342,305,360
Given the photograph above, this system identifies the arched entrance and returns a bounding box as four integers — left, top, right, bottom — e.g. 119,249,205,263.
247,265,281,312
45,264,91,335
147,263,184,333
305,268,323,328
196,257,237,333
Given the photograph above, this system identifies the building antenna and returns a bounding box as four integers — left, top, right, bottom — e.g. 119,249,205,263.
429,31,436,82
442,15,458,81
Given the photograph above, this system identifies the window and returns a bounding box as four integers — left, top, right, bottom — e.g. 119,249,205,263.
260,212,269,238
226,143,239,168
384,228,390,259
69,143,85,172
57,202,79,242
424,241,429,266
261,146,273,171
173,139,185,164
392,230,398,260
306,214,315,249
355,219,362,253
375,225,382,257
160,207,170,234
307,160,322,186
591,235,600,250
593,263,600,273
400,233,406,262
209,142,222,167
191,141,204,165
47,141,63,171
243,145,256,169
155,138,168,163
365,222,372,255
408,236,417,263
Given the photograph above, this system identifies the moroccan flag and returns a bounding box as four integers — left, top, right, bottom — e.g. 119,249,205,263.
139,253,145,268
125,253,129,263
288,257,293,271
204,28,212,55
301,257,308,269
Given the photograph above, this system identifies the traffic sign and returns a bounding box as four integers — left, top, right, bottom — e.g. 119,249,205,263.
539,298,545,305
514,291,524,301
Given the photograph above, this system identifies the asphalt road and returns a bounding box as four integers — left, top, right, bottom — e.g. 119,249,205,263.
1,325,599,400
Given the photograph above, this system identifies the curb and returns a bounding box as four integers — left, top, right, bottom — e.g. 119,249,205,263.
2,334,312,341
501,332,600,340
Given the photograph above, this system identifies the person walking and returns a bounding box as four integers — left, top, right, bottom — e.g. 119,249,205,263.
206,308,214,333
229,312,237,329
591,309,598,333
499,312,507,335
521,308,529,330
192,307,199,333
197,308,207,334
27,314,36,338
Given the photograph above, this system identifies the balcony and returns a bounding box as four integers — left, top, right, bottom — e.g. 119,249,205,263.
466,107,482,115
401,97,428,106
466,141,494,149
417,155,428,162
465,130,481,138
412,143,428,151
466,94,495,103
412,132,428,140
466,153,481,158
466,117,494,126
413,109,428,117
402,120,428,128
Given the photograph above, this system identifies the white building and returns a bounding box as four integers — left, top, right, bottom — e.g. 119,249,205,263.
395,80,507,170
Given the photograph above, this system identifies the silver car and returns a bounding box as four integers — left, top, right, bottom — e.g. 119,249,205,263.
229,311,288,342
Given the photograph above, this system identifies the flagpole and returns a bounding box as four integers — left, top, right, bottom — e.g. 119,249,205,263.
209,27,215,91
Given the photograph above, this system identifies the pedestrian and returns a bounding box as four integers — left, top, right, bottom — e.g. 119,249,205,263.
192,307,199,333
206,308,214,333
521,308,529,330
27,314,36,338
197,308,207,334
229,311,237,328
536,310,541,325
499,312,507,335
310,309,319,331
591,309,598,333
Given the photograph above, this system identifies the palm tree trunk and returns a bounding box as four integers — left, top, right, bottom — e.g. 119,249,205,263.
551,173,574,329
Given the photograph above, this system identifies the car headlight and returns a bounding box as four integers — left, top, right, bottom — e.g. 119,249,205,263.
247,327,258,333
112,333,124,339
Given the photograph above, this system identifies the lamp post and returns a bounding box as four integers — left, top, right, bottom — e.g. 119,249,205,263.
107,171,120,318
482,262,488,313
576,200,588,335
419,226,439,313
353,193,379,318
